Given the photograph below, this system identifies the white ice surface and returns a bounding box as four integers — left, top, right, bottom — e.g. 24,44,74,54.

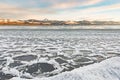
10,57,120,80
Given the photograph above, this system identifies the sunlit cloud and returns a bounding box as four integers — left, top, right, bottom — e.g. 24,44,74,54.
0,3,56,19
0,0,120,21
80,3,120,13
51,0,104,9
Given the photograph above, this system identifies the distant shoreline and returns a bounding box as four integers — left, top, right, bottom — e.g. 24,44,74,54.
0,24,120,26
0,19,120,26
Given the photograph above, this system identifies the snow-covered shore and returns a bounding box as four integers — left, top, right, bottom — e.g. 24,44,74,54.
11,57,120,80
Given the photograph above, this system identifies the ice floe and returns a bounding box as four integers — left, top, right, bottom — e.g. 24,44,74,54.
10,57,120,80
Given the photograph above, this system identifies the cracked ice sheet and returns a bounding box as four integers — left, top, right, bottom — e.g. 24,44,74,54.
10,57,120,80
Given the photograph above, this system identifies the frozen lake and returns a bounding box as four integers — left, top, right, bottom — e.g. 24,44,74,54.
0,26,120,80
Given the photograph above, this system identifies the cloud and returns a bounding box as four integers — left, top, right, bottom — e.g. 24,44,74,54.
16,0,104,9
48,3,120,21
51,0,104,9
66,3,120,21
80,3,120,13
0,0,120,21
0,0,104,15
0,3,57,19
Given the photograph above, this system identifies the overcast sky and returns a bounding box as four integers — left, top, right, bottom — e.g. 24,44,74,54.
0,0,120,21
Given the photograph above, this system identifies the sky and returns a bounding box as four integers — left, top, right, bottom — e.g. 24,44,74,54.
0,0,120,21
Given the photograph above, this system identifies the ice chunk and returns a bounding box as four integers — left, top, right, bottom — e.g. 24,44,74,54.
10,57,120,80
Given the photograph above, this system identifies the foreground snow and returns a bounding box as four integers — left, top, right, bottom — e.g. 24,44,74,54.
11,57,120,80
